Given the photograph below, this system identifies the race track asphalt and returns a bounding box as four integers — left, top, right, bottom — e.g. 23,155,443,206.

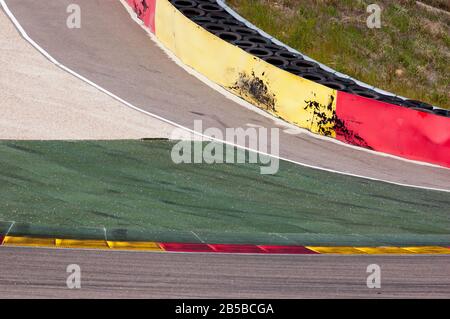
0,246,449,298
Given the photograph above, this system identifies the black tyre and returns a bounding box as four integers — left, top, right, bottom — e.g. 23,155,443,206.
336,77,356,86
218,19,244,28
202,23,228,33
263,44,283,51
274,50,302,61
300,73,327,82
230,26,258,36
198,3,224,12
377,95,407,107
433,108,449,117
180,7,205,18
192,16,217,24
262,56,289,68
410,107,435,114
290,59,319,72
170,0,197,8
244,35,272,45
325,74,356,87
403,99,433,110
206,11,232,20
245,47,273,58
215,31,242,42
232,40,258,49
282,65,306,75
318,80,346,91
349,88,381,100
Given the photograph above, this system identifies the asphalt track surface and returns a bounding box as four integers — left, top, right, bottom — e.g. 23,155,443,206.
3,0,450,191
1,0,450,299
0,246,448,298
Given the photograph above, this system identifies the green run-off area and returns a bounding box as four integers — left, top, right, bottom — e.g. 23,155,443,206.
0,140,449,245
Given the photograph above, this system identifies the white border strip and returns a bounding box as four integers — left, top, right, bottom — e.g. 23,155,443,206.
1,0,449,193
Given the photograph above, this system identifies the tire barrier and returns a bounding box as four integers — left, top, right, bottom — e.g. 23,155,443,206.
125,0,450,167
230,26,258,36
205,11,231,20
192,16,215,24
172,0,196,8
299,73,326,82
265,43,285,52
168,0,450,117
218,19,243,28
202,22,227,33
244,47,272,58
274,50,302,61
289,59,319,72
403,99,434,111
318,80,347,91
262,56,289,68
216,31,241,42
232,40,257,49
180,7,205,17
348,87,381,100
197,3,223,12
243,35,272,46
434,109,450,117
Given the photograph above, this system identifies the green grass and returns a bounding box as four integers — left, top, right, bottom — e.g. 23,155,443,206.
0,140,449,245
228,0,450,109
420,0,450,11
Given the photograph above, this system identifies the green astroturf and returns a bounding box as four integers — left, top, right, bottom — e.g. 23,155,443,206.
0,140,449,245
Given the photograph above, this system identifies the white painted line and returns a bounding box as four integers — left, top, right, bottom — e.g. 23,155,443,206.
190,231,205,243
4,221,15,237
1,0,449,193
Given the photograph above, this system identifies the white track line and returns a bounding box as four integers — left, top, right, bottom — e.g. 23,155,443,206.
4,221,15,237
1,0,449,193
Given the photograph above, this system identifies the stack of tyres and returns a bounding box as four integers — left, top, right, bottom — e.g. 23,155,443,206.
432,108,450,117
403,100,435,114
171,0,445,112
179,7,205,17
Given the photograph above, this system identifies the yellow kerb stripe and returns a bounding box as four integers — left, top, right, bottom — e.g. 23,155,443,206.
307,246,450,254
107,241,163,251
3,236,55,247
55,238,109,249
307,246,367,254
403,246,450,254
354,247,413,254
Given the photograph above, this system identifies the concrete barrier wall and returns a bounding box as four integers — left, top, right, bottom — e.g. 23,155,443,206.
124,0,450,168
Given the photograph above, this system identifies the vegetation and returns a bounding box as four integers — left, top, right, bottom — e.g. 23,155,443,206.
228,0,450,108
